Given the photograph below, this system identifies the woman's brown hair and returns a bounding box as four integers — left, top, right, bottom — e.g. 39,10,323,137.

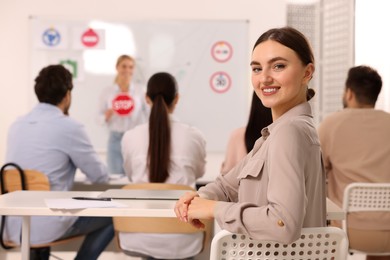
146,72,177,182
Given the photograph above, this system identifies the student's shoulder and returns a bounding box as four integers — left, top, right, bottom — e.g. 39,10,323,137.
123,123,148,137
173,121,206,140
323,109,349,122
177,121,202,132
229,127,245,140
59,116,87,134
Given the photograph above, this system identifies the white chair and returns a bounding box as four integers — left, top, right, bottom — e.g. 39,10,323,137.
342,182,390,256
210,227,348,260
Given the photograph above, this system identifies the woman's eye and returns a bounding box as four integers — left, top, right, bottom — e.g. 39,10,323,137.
252,67,262,73
273,64,286,71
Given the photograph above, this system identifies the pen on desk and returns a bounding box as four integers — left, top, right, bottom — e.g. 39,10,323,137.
72,197,112,201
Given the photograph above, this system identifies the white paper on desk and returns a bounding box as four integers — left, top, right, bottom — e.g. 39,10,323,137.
44,199,127,209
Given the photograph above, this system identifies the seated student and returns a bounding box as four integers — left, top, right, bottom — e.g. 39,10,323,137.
318,65,390,260
221,91,272,174
175,27,326,244
4,64,113,260
120,72,207,259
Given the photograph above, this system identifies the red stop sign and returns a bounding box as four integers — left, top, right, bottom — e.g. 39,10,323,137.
81,28,99,47
112,94,134,116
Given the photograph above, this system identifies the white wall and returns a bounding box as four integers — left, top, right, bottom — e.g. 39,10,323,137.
0,0,287,165
355,0,390,112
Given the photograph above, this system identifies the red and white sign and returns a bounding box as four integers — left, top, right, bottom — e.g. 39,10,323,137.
211,41,233,63
112,94,135,116
81,28,99,47
210,71,231,94
72,27,105,49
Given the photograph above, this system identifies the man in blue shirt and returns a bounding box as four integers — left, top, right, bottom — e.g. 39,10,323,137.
5,64,113,260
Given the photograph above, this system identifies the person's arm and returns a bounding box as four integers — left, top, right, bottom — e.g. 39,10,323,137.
67,121,109,183
221,127,246,174
196,123,310,244
175,151,247,226
317,121,331,173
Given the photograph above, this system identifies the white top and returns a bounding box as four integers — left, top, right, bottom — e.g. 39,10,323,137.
121,116,207,188
119,116,207,258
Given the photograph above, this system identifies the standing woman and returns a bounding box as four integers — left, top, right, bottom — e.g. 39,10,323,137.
120,72,206,259
175,27,326,243
98,55,148,175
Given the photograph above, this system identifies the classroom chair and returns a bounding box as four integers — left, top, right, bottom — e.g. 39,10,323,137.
210,227,349,260
113,183,213,259
342,182,390,256
0,163,83,252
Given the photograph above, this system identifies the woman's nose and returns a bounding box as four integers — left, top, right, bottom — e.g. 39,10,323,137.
260,71,273,85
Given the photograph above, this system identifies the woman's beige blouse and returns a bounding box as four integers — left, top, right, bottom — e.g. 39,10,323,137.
198,102,326,244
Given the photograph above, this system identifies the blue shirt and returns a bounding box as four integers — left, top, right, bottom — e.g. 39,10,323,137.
4,103,109,244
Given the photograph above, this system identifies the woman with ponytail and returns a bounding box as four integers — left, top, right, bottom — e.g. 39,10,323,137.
120,72,206,259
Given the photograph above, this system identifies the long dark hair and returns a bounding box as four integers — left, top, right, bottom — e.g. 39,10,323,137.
254,27,316,101
146,72,178,182
245,92,273,152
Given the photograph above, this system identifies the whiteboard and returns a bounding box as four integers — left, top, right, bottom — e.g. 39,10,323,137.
29,18,249,152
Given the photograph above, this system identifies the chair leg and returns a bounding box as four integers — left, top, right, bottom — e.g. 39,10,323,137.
29,247,50,260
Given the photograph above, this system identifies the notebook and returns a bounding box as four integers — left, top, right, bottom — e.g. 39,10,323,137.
98,189,188,200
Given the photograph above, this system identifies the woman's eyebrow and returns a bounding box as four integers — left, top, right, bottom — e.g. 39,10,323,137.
250,57,288,67
269,57,288,63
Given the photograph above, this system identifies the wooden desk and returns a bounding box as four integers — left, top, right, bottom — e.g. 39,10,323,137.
0,191,345,260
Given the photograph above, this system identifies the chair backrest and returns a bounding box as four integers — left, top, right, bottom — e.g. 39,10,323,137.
0,163,83,250
210,227,349,260
342,182,390,256
1,167,50,193
113,183,207,233
342,182,390,213
113,183,213,252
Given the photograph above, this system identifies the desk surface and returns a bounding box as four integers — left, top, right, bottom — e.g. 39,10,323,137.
0,191,176,217
0,190,345,220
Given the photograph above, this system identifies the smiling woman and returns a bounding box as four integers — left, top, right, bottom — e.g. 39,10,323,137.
250,27,315,120
174,26,326,245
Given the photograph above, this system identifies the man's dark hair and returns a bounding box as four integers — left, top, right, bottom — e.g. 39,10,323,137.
346,65,382,106
34,64,73,105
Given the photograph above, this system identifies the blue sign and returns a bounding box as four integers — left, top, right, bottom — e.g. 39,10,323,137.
42,28,61,47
